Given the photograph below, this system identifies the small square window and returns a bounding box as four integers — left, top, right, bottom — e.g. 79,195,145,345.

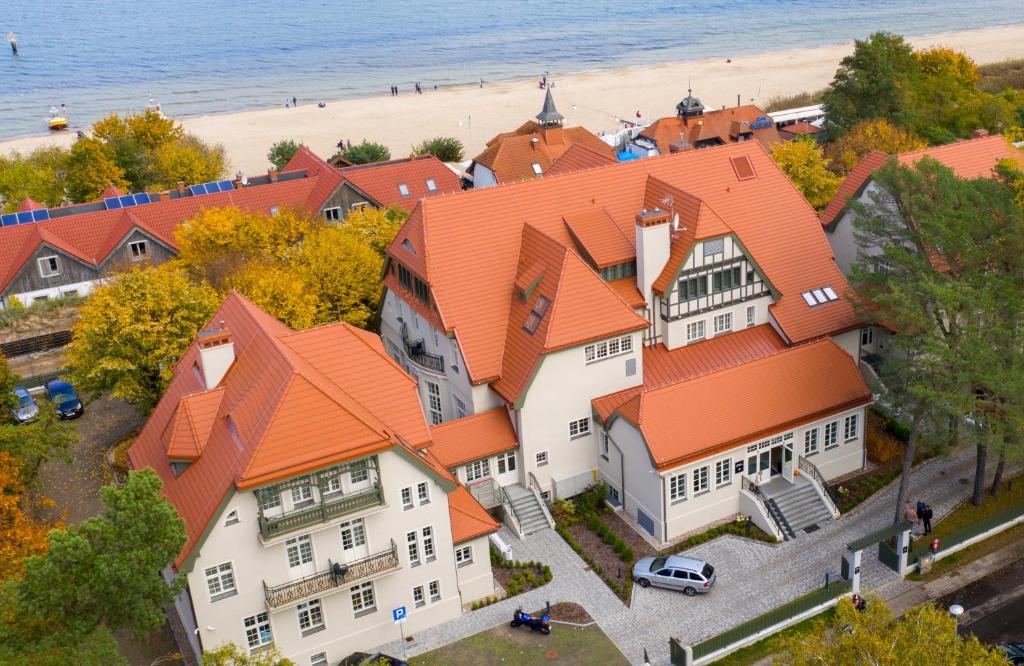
37,256,61,278
323,207,341,222
129,240,148,260
224,509,239,525
531,163,543,175
426,179,437,192
398,183,410,197
536,451,549,467
311,653,328,666
429,579,441,602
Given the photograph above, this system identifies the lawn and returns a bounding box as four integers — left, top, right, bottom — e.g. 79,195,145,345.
709,609,836,666
410,619,629,666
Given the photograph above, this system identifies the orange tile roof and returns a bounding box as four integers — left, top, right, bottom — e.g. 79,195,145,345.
640,106,781,153
16,197,44,212
472,125,616,184
448,485,501,544
129,291,439,569
491,225,648,403
163,387,225,461
339,155,462,212
609,339,872,470
546,143,618,177
487,120,540,146
821,136,1024,227
388,142,860,386
427,407,518,467
606,277,646,309
592,324,789,421
779,121,823,138
563,207,635,268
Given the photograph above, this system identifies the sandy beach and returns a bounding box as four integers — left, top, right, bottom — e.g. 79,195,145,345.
3,24,1024,176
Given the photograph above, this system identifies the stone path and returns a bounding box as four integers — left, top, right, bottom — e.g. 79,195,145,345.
377,446,1012,665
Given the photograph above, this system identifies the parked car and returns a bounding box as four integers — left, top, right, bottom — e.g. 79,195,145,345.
340,652,409,666
44,379,84,419
632,554,716,595
11,387,39,423
998,642,1024,665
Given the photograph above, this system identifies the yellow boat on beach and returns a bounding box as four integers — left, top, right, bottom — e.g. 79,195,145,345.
47,106,68,131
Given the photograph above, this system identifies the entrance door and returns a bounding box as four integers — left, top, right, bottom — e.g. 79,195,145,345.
339,518,369,562
782,440,795,483
285,534,316,579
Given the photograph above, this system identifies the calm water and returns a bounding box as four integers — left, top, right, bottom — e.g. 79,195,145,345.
0,0,1020,139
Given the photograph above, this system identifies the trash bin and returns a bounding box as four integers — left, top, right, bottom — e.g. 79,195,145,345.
918,552,934,575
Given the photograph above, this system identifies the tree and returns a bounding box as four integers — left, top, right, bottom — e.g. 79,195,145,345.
769,138,843,211
822,32,919,137
65,264,220,412
10,469,185,641
997,156,1024,208
776,596,1007,665
202,642,295,666
150,134,226,191
228,261,319,329
0,355,17,419
62,138,128,203
0,452,55,581
267,139,300,170
343,139,391,165
0,147,70,211
413,136,465,162
292,225,384,328
824,119,927,174
340,205,408,256
0,405,77,482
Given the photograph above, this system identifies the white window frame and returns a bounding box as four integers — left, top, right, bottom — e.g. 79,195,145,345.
568,417,590,440
465,458,490,482
323,206,341,222
350,581,376,616
600,432,609,461
804,428,819,456
669,473,686,503
407,530,420,566
398,183,410,197
311,653,328,666
297,598,325,635
422,526,435,561
323,475,341,495
286,534,314,569
37,255,61,278
205,562,237,601
454,396,467,419
350,459,369,484
291,485,313,506
693,466,710,495
224,509,239,525
713,312,732,335
583,335,633,365
861,328,873,346
401,486,413,510
844,414,859,442
531,162,543,175
535,451,549,467
429,579,441,602
426,178,437,192
715,458,732,487
496,450,516,474
351,201,369,211
243,612,272,651
417,481,430,505
128,240,148,260
413,584,425,607
427,381,443,425
824,421,839,449
746,305,756,327
455,545,473,567
258,489,281,512
339,518,366,551
686,319,706,342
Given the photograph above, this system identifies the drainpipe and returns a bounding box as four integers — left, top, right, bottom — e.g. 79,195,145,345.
662,473,669,544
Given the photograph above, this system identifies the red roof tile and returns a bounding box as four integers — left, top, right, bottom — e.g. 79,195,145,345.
472,126,616,184
427,407,518,467
563,207,635,268
640,106,781,153
546,143,618,177
340,155,461,211
819,150,889,227
448,485,500,543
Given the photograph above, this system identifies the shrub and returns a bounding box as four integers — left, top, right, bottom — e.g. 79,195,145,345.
343,139,391,165
413,136,465,162
267,139,300,170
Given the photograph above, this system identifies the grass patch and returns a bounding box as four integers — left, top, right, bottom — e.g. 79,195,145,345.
410,619,629,665
710,608,836,666
109,432,138,477
906,522,1024,582
764,89,824,113
977,57,1024,93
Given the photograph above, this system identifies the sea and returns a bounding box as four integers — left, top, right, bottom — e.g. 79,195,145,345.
0,0,1021,140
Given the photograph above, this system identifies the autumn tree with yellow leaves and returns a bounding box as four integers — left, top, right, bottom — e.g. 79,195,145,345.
770,138,843,212
824,119,927,174
0,452,57,581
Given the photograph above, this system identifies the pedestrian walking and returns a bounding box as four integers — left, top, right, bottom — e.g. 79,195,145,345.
904,502,918,529
292,96,297,107
415,82,422,95
921,504,933,535
479,77,484,88
7,32,17,56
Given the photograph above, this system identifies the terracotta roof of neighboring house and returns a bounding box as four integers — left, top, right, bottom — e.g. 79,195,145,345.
820,136,1024,227
339,155,462,212
16,197,44,212
609,338,872,470
546,143,618,177
448,485,501,543
592,324,789,421
606,277,646,309
388,141,859,386
779,121,822,139
471,125,616,184
487,120,541,146
639,106,781,153
0,156,342,296
129,291,444,569
427,407,518,467
101,184,125,199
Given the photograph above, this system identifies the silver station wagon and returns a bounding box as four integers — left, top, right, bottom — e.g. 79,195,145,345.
633,555,716,595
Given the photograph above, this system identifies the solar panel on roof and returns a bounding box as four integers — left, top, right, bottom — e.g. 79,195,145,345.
217,180,234,192
32,209,50,222
119,195,135,208
0,214,18,227
190,185,206,196
133,193,151,205
16,211,33,224
105,197,123,210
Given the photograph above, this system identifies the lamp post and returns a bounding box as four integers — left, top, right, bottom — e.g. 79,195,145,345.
949,603,964,637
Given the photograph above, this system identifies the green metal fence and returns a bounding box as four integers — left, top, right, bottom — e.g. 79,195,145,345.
909,501,1024,564
669,637,688,666
877,540,901,572
690,579,852,660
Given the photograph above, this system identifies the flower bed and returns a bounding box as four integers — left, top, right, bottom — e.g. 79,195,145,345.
473,547,552,609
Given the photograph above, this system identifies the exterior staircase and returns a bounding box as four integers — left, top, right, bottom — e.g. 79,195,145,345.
504,483,552,536
764,478,834,540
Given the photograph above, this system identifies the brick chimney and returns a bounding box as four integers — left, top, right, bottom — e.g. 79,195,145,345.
176,180,186,194
635,209,672,304
197,325,234,389
541,125,564,145
268,168,279,183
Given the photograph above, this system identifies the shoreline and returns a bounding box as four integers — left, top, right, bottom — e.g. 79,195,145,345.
3,23,1023,176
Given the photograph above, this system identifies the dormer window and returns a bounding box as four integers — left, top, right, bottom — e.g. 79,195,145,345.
426,179,437,192
38,255,61,278
531,163,543,175
523,295,551,335
398,183,410,197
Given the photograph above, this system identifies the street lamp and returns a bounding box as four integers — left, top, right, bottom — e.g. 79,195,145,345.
949,603,964,637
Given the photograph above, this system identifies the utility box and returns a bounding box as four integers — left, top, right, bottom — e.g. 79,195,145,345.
918,553,934,575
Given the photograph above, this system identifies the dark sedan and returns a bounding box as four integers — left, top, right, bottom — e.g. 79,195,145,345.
45,379,84,419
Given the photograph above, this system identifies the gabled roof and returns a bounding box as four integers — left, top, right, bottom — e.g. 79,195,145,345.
339,155,461,211
821,135,1024,227
491,225,647,404
563,207,635,268
16,197,44,212
546,143,618,177
779,121,823,138
129,291,439,569
639,105,781,153
608,338,872,470
471,125,616,184
448,485,501,544
427,407,518,467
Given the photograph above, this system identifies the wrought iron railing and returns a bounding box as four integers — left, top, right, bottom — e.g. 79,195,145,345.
400,322,444,372
741,476,784,541
527,472,555,528
501,485,524,538
263,539,399,609
258,485,384,541
798,456,840,517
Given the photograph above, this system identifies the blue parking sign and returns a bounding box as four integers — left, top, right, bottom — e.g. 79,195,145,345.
393,606,407,623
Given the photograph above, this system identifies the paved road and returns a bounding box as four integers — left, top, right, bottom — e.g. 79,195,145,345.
939,558,1024,646
377,446,1013,666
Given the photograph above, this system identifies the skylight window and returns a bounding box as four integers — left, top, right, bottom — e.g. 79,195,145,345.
523,295,551,335
822,286,838,301
801,292,818,307
402,239,416,255
811,288,827,304
802,285,841,307
531,163,543,175
426,179,437,192
398,183,410,197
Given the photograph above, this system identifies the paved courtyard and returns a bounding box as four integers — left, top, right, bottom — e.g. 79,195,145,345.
378,446,1013,665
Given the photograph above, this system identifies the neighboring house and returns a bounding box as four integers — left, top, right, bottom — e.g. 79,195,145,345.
627,90,781,157
0,149,345,308
468,89,617,187
315,155,462,219
128,291,499,664
778,121,824,142
380,140,873,546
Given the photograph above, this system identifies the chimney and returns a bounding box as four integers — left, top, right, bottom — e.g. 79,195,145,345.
737,94,741,107
530,136,540,151
177,180,186,194
198,324,234,389
635,208,672,304
971,128,989,138
268,168,279,183
541,125,564,145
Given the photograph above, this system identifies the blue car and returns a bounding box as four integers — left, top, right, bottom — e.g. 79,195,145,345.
44,379,84,419
11,387,39,423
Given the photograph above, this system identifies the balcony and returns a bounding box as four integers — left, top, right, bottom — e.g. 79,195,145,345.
258,485,384,541
263,539,400,609
404,338,445,373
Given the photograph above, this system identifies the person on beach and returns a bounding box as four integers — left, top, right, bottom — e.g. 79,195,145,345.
479,77,484,88
415,82,422,95
7,32,16,56
292,96,297,107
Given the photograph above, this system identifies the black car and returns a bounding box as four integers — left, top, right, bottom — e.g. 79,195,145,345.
44,379,84,419
340,652,409,666
999,643,1024,665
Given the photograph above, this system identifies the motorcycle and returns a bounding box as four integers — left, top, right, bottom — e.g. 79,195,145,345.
510,607,550,634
